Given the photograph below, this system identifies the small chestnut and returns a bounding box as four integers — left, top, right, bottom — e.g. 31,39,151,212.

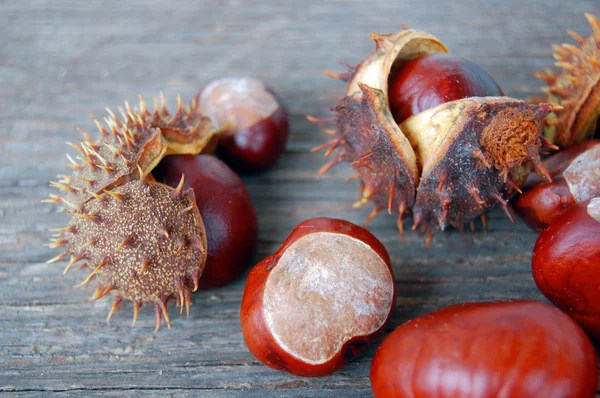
522,140,600,190
241,217,395,377
198,77,289,172
154,154,258,289
370,301,597,398
532,198,600,339
388,53,504,123
514,142,600,231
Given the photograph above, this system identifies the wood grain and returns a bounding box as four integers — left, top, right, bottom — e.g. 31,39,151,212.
0,0,598,396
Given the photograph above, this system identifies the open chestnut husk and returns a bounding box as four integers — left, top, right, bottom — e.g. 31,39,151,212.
311,28,559,245
532,198,600,339
370,301,597,398
241,217,395,377
532,13,600,149
514,140,600,231
45,96,216,331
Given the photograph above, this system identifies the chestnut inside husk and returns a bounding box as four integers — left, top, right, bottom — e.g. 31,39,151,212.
312,28,558,245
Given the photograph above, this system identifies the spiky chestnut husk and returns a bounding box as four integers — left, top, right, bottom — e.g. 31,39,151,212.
43,95,217,211
311,29,559,244
532,13,600,148
48,178,207,332
45,94,214,331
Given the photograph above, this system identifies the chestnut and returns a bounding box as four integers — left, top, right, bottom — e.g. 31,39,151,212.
198,77,289,173
532,198,600,339
370,301,597,398
241,217,395,377
522,140,600,190
388,53,504,123
514,141,600,231
154,154,258,289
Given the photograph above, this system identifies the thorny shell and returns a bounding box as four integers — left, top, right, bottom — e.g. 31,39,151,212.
45,95,213,331
48,178,207,332
532,13,600,148
311,29,559,245
43,95,217,211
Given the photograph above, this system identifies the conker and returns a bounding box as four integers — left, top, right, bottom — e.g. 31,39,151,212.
198,77,289,172
370,301,597,398
514,141,600,231
154,154,258,289
241,217,395,377
532,198,600,339
522,140,600,190
389,53,504,124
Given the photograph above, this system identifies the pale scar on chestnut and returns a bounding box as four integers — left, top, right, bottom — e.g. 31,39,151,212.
198,77,279,132
588,198,600,222
310,28,559,246
562,144,600,203
263,232,394,365
44,95,214,332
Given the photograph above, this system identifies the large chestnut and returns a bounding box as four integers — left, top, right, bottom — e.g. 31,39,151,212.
389,53,504,123
532,198,600,339
370,301,597,398
154,154,258,289
241,217,395,377
198,77,289,173
514,142,600,231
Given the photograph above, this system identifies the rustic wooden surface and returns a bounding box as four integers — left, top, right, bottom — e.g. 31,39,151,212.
1,0,599,396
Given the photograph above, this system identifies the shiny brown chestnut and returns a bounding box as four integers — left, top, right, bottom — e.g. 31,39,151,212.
154,154,258,289
522,140,600,190
241,217,395,377
532,198,600,339
514,141,600,231
198,77,289,172
389,53,504,124
371,301,597,398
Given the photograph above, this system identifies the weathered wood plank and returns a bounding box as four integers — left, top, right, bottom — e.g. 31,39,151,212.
0,0,599,396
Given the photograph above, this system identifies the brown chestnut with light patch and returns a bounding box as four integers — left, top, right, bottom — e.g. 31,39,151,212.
522,140,600,190
198,77,289,172
241,217,395,377
514,141,600,231
533,198,600,339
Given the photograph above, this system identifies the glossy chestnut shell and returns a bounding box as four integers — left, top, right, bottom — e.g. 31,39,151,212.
370,300,597,398
389,53,504,123
514,141,600,231
522,140,600,190
532,198,600,339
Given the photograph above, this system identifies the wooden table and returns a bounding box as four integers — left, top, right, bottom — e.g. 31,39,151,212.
1,0,599,396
